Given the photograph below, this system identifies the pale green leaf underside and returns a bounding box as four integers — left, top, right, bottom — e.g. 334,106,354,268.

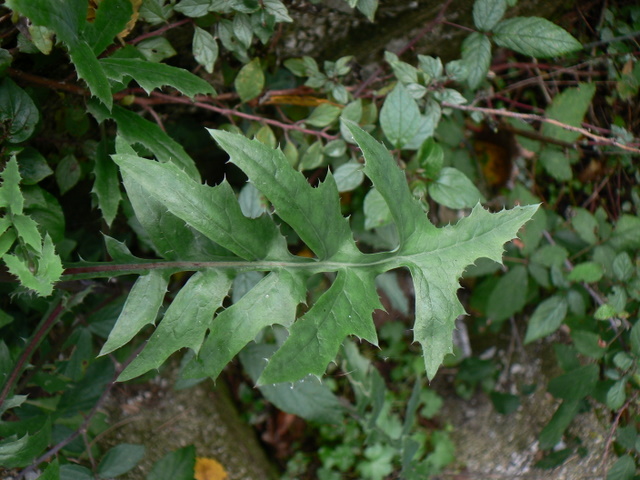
107,124,537,383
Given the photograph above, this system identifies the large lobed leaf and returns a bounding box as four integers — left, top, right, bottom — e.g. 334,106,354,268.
106,122,537,383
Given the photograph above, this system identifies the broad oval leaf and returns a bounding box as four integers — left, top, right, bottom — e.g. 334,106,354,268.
473,0,507,31
461,33,492,89
429,167,484,209
380,83,422,149
493,17,582,58
524,295,568,344
235,57,264,102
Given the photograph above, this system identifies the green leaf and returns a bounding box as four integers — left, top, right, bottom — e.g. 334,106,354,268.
547,364,598,401
260,269,382,384
0,418,51,468
539,147,572,181
90,104,201,180
380,83,422,149
541,83,596,143
567,261,603,283
55,154,81,195
572,207,599,244
235,57,264,102
92,140,122,226
70,41,113,108
84,0,133,55
429,167,485,209
100,270,169,355
606,379,626,411
461,32,492,89
211,130,358,261
417,138,444,179
524,295,568,344
119,270,232,381
97,444,145,478
606,455,636,480
486,265,528,323
17,148,53,185
3,234,62,297
364,188,393,230
136,37,177,62
193,26,218,74
174,0,210,17
630,321,640,356
539,399,580,449
240,343,345,423
147,446,196,480
473,0,507,31
184,270,305,381
493,17,582,58
612,252,633,281
0,157,24,213
12,214,42,252
0,78,39,143
333,161,364,192
306,103,342,128
113,153,285,261
100,57,215,98
59,465,93,480
345,122,537,379
571,330,605,359
609,215,640,251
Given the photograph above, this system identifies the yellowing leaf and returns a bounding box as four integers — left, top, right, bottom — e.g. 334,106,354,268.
194,457,227,480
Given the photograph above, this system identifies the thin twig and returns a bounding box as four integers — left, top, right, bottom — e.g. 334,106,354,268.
442,102,640,154
599,391,639,477
0,297,68,406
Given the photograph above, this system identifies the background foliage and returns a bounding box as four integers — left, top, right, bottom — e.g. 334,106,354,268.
1,0,639,479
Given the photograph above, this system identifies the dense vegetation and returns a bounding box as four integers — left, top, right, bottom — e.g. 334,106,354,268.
1,0,639,479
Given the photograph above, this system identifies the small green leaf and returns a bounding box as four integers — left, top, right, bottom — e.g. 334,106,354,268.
539,147,572,181
235,57,264,102
92,140,121,226
364,188,393,230
630,321,640,356
461,32,492,89
493,17,582,58
240,343,344,423
612,252,633,281
0,78,40,143
567,261,603,283
486,265,528,323
193,26,218,74
548,364,598,401
97,444,145,478
174,0,210,17
333,161,364,192
606,379,626,410
0,418,51,468
17,148,53,185
542,83,596,143
594,303,617,321
380,83,422,149
473,0,507,31
429,167,484,209
571,330,605,359
538,399,580,449
306,103,342,127
136,36,177,62
572,207,599,244
524,295,568,344
606,455,636,480
147,446,196,480
55,154,81,195
416,138,444,179
3,234,62,297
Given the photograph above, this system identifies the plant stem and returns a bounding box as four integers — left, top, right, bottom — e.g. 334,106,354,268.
0,297,67,407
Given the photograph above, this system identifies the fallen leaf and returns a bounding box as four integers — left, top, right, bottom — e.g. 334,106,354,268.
194,457,228,480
